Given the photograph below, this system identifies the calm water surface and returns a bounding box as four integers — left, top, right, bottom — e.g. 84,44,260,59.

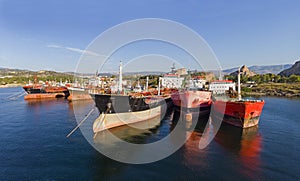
0,87,299,180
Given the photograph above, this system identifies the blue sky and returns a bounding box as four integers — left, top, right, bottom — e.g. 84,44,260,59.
0,0,299,72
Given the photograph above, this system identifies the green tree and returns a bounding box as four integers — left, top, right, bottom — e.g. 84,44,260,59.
249,74,261,84
288,74,300,83
274,75,281,83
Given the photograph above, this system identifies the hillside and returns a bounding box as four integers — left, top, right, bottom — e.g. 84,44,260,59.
0,68,76,85
279,61,300,77
0,68,73,77
0,67,167,77
223,64,292,75
229,65,256,77
248,64,292,74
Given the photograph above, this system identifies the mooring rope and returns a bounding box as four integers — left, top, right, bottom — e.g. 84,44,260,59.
7,92,27,100
93,103,111,139
66,108,95,138
6,91,25,98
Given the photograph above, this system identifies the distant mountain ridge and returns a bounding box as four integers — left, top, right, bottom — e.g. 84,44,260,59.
278,61,300,76
223,64,292,75
0,63,294,77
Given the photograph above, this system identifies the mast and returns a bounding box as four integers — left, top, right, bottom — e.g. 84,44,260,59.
171,63,176,74
33,74,37,88
118,61,123,93
146,76,149,91
219,69,223,80
238,67,241,100
158,77,161,96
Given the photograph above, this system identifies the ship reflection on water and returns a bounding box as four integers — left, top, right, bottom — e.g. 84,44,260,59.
173,109,262,179
93,115,161,145
25,99,71,118
29,98,262,179
2,87,298,180
25,98,68,106
214,124,262,178
70,101,262,175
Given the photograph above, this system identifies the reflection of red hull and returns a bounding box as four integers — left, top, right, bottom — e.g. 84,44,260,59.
171,90,212,109
213,100,265,128
213,124,262,178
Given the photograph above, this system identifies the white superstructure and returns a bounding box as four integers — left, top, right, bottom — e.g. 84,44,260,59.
209,80,236,94
161,74,184,88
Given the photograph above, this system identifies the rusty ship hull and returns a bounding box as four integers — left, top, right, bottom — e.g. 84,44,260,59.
212,100,265,128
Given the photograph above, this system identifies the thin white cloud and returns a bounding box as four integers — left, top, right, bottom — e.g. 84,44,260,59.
65,47,100,56
47,44,100,56
47,44,62,49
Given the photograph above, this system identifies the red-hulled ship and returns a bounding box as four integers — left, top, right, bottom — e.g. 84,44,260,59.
212,68,265,128
212,99,264,128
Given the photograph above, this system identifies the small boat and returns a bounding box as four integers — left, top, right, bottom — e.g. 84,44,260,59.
212,68,265,128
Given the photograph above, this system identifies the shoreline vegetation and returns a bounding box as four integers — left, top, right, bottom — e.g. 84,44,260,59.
225,65,300,98
1,66,300,98
1,81,300,98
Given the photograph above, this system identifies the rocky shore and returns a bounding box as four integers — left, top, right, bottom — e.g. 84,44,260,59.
243,83,300,97
244,90,300,97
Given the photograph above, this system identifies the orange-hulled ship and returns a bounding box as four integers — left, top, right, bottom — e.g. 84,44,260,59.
212,68,265,128
23,77,69,100
23,84,69,100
